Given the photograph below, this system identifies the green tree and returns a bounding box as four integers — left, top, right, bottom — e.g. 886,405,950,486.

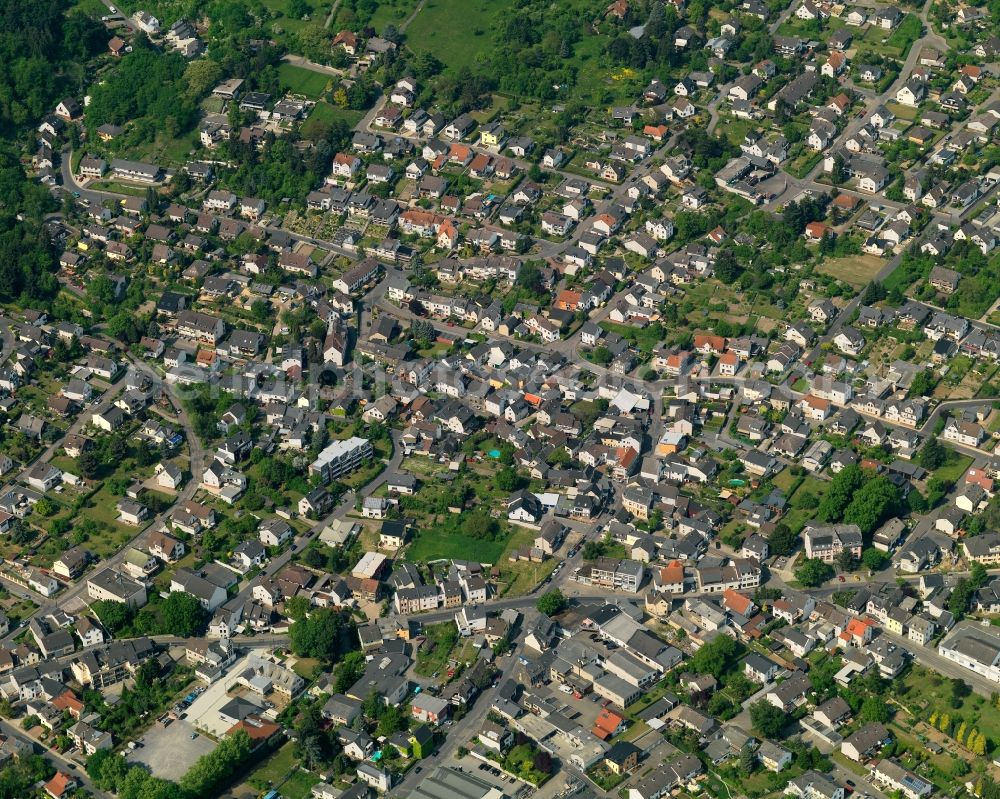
183,59,223,100
861,548,888,571
860,695,889,723
688,634,743,679
795,558,833,587
591,345,612,365
536,589,567,616
77,447,100,478
842,477,900,535
180,728,254,798
750,700,788,737
917,436,947,470
818,464,866,522
909,369,937,397
333,651,366,693
151,591,208,637
837,548,857,572
288,608,355,662
496,466,521,492
769,523,798,556
286,594,311,621
376,703,404,736
91,600,134,634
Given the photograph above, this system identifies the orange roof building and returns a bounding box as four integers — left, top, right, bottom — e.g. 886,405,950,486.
694,334,727,354
555,289,582,311
592,708,627,740
52,689,84,719
228,715,281,746
45,772,76,799
659,560,685,588
839,617,875,646
722,589,755,616
805,221,830,240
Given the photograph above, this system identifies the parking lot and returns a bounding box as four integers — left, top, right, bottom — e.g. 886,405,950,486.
126,717,216,781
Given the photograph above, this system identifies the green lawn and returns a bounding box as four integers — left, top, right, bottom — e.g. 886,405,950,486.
278,63,331,99
493,527,559,597
127,127,201,166
278,770,318,799
89,180,155,197
291,657,321,680
783,475,829,533
301,102,365,138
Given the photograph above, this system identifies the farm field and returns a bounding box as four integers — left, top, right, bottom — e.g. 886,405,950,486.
817,254,885,286
404,0,518,72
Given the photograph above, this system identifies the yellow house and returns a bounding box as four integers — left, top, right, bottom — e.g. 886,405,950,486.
480,122,504,148
885,607,908,635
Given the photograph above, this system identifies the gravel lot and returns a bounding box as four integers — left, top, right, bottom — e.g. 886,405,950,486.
126,718,216,781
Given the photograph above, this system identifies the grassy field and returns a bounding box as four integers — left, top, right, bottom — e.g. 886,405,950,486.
404,523,509,564
301,102,365,137
127,127,201,167
933,450,973,484
404,0,515,71
278,63,331,99
89,181,155,197
493,527,559,596
368,0,422,30
817,254,885,287
276,770,316,799
783,475,830,533
785,150,824,179
72,0,109,17
886,101,919,121
291,657,321,680
261,0,327,35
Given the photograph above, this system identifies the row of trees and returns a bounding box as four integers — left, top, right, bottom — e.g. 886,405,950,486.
928,711,988,755
87,749,182,799
92,593,208,638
